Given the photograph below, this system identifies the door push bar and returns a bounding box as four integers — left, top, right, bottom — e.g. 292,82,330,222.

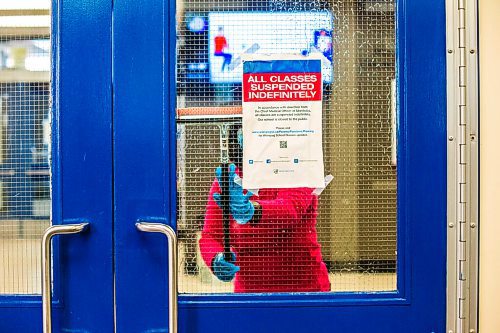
42,223,90,333
136,222,178,333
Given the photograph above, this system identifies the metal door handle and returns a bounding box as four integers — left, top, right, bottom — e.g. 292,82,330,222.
136,222,178,333
42,223,89,333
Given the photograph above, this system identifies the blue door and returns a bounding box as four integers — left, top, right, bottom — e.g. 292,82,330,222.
0,0,113,332
0,0,448,331
114,0,447,332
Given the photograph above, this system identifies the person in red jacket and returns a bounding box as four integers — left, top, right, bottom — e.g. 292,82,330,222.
199,126,330,293
213,26,232,71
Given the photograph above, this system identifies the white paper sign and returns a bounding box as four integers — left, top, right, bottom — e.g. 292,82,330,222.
242,55,325,189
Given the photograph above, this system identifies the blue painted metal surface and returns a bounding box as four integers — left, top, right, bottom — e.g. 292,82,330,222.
0,0,114,331
53,0,114,329
113,0,170,331
114,0,447,332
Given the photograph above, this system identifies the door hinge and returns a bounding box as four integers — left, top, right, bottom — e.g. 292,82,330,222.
446,0,478,332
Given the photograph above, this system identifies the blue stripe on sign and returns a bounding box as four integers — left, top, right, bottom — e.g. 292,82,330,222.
243,59,321,74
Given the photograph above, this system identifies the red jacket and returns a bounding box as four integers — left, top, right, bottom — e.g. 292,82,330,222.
199,176,330,293
214,36,227,54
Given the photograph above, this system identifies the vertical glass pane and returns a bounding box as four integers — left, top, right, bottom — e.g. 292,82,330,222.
0,0,51,295
176,0,397,293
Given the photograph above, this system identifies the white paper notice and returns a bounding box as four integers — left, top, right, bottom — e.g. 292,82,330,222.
242,55,325,189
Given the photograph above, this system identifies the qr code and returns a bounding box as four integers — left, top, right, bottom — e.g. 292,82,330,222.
280,141,287,148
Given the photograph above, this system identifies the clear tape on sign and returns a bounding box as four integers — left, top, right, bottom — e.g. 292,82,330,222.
234,174,260,197
312,174,334,196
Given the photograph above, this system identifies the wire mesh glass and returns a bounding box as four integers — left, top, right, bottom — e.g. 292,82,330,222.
177,0,397,293
0,1,51,295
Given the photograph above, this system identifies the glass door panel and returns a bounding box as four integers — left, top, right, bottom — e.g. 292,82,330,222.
0,1,51,296
176,0,397,294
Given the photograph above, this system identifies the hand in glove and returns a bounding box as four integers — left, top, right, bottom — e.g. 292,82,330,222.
212,252,240,282
213,164,255,224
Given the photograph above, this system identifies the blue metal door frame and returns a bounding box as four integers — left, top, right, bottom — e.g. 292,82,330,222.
0,0,114,332
114,0,447,332
113,0,175,330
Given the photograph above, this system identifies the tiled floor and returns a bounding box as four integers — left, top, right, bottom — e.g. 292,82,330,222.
1,234,45,294
178,271,397,294
178,241,397,293
1,222,396,295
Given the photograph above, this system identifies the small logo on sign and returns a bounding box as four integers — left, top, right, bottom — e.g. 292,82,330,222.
273,169,279,174
266,159,271,164
294,159,299,164
249,160,254,164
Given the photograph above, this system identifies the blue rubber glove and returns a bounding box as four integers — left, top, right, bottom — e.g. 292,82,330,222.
212,252,240,282
213,164,255,224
